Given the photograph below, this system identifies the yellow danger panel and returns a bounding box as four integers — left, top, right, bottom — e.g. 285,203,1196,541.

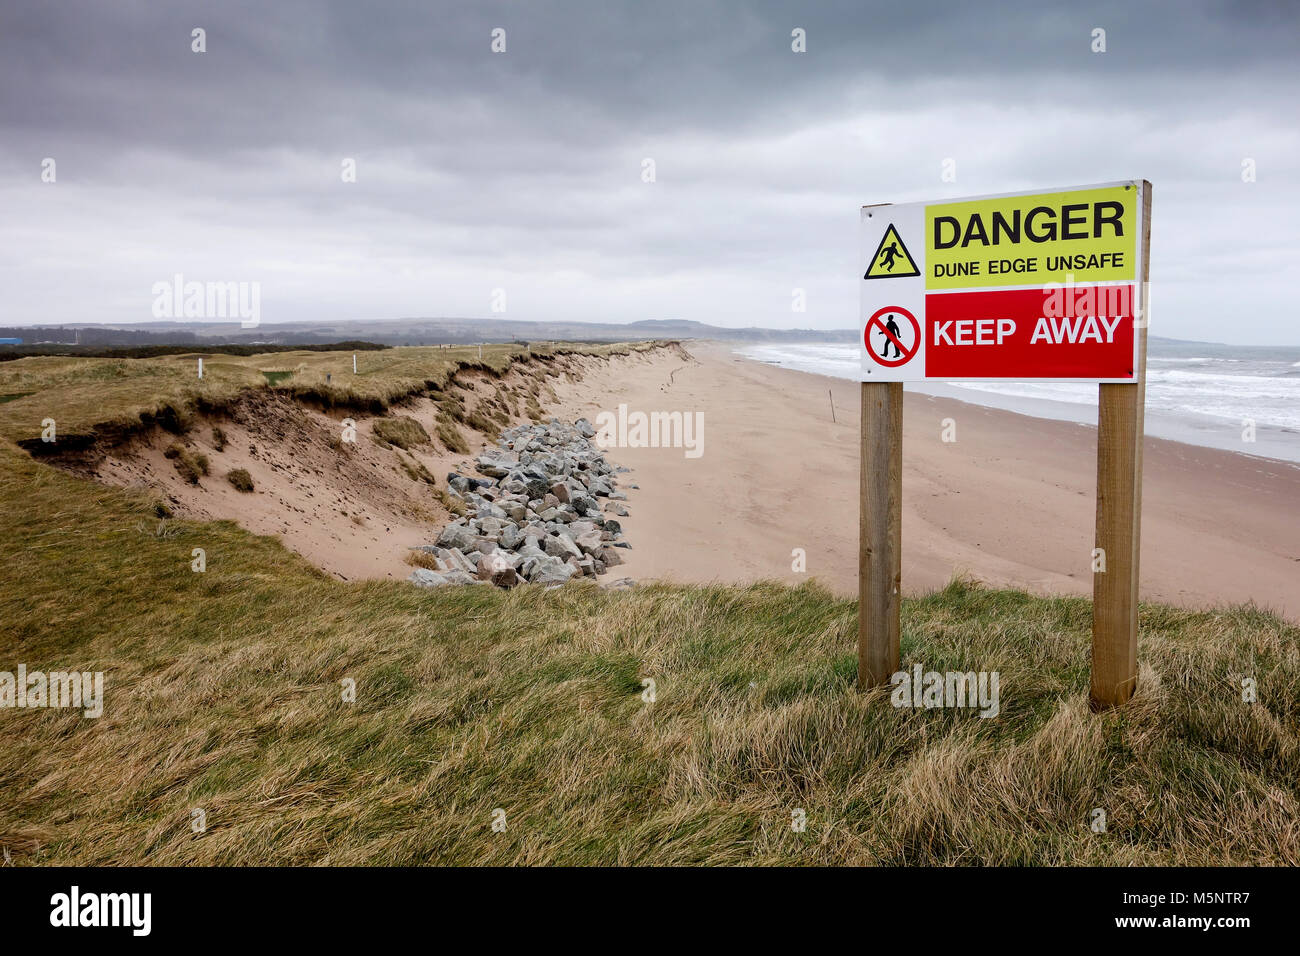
925,184,1138,289
863,223,921,280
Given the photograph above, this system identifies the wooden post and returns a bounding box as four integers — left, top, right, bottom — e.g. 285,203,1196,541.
1091,181,1152,710
859,381,902,688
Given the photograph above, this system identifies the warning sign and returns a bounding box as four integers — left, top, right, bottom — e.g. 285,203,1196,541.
860,180,1146,383
863,224,920,280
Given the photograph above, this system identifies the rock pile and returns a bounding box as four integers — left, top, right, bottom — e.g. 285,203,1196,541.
409,418,633,589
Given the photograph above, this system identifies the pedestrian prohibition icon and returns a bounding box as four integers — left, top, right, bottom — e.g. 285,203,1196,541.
864,305,919,368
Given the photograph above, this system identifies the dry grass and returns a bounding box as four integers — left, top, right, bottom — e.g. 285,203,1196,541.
163,443,208,484
463,407,498,434
371,416,430,450
397,453,436,485
433,485,468,517
435,416,470,454
404,550,442,571
226,468,254,493
1,438,1297,866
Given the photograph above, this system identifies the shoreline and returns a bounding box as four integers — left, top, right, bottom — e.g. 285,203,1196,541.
733,344,1300,466
917,381,1300,467
549,341,1300,620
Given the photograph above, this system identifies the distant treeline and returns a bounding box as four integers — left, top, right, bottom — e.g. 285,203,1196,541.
0,341,390,362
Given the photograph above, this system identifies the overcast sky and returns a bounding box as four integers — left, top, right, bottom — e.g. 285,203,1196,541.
2,0,1298,343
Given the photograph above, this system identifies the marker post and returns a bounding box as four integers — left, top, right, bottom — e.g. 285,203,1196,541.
858,381,902,688
1090,180,1152,710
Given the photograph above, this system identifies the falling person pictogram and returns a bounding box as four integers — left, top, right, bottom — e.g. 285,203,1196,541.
878,242,900,273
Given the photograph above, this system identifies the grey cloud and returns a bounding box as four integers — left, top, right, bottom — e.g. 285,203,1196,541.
0,0,1297,342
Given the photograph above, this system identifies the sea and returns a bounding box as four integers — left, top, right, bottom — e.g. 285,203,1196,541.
734,338,1300,464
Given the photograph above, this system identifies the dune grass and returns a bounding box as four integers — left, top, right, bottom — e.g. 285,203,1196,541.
435,416,471,454
1,436,1296,866
225,468,255,493
371,415,430,450
163,443,209,484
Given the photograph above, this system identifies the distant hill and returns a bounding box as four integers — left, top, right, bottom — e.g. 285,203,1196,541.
0,318,858,350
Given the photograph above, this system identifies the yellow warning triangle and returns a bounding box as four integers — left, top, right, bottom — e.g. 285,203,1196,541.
863,224,920,279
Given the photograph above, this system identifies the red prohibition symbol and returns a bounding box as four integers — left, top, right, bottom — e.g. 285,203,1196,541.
864,306,920,368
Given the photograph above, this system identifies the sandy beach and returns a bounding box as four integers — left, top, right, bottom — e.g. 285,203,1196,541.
551,342,1300,619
